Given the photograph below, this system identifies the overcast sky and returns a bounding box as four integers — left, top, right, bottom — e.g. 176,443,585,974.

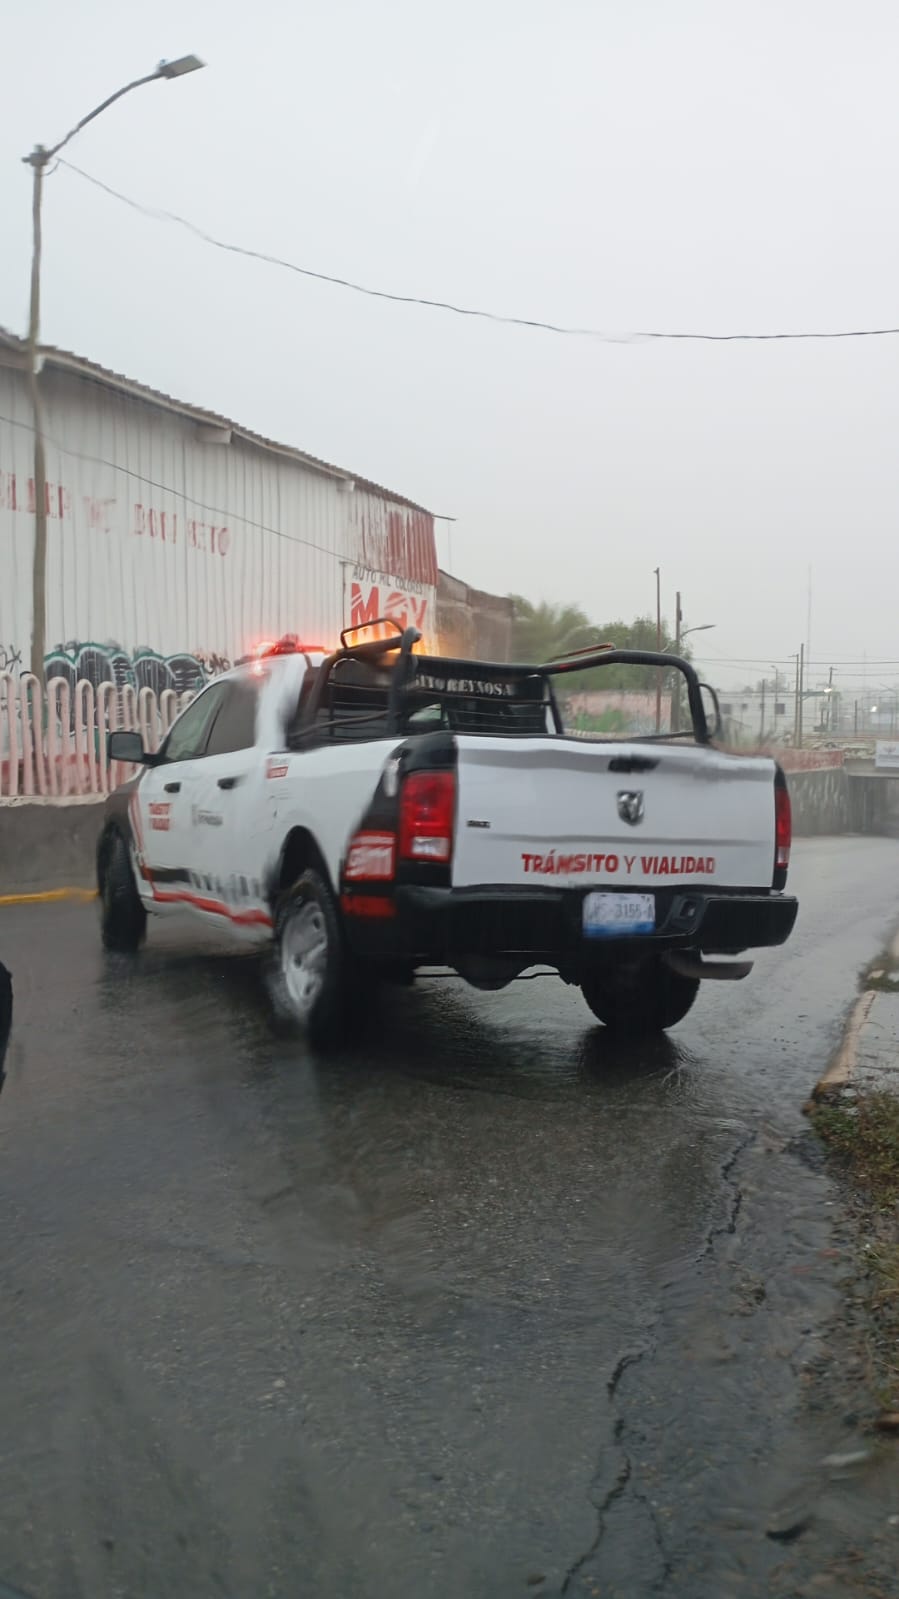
2,0,898,693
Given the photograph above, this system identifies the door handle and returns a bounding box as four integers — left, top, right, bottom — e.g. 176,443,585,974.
217,775,241,790
164,781,181,793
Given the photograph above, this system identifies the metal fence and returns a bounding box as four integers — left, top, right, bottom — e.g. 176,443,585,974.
0,672,193,799
0,672,847,801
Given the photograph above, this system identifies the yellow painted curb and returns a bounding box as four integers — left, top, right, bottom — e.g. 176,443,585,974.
811,988,877,1099
0,887,97,907
810,926,899,1103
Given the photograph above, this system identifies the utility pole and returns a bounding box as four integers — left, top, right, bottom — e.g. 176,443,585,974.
797,643,805,749
806,565,813,693
672,590,683,732
26,149,47,681
23,55,204,682
760,677,766,745
772,666,780,739
654,567,662,732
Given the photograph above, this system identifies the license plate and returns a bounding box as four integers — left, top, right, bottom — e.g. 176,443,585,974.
582,892,655,939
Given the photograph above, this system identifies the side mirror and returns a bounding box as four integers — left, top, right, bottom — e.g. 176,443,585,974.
107,730,147,765
699,684,722,740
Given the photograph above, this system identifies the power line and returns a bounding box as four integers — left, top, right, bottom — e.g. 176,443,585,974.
691,655,899,667
58,159,899,347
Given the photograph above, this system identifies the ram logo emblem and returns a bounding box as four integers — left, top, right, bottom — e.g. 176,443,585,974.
617,790,645,826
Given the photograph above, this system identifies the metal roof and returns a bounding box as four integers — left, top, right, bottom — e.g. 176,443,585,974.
0,326,436,516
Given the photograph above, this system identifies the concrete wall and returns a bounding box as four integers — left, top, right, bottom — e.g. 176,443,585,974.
786,768,895,836
786,768,850,836
847,777,891,835
0,800,103,894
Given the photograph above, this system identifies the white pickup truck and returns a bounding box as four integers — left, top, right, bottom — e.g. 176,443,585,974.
99,624,798,1044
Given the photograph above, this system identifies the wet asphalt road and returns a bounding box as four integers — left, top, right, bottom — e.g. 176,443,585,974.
2,838,899,1599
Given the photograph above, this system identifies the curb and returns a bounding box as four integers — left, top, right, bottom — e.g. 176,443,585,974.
811,989,877,1098
0,888,97,908
810,928,899,1100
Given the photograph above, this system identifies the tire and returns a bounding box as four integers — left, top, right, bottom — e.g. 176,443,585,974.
99,830,147,953
581,956,699,1035
271,869,351,1048
0,960,11,1091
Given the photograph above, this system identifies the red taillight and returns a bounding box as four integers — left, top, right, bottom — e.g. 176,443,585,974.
775,780,792,871
344,831,396,881
399,770,455,863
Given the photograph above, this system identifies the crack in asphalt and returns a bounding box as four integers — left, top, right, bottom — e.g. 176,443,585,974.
696,1128,757,1263
561,1128,756,1596
560,1441,633,1595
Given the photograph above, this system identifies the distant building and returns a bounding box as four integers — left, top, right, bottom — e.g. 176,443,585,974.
718,688,794,746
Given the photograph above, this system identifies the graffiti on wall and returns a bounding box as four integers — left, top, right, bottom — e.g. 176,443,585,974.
0,644,23,672
43,641,233,702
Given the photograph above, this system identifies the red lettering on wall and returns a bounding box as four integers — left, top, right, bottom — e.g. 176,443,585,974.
350,580,429,635
84,496,116,532
351,583,382,628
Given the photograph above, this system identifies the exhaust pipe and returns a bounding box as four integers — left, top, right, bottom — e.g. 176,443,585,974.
664,952,753,982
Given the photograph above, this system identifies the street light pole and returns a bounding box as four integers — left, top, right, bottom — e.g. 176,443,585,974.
26,150,47,682
668,599,715,731
24,55,204,681
654,567,662,732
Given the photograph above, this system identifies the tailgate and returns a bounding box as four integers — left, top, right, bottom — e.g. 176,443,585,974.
451,738,778,890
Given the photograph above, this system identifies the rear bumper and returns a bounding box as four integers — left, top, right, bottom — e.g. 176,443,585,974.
342,884,799,971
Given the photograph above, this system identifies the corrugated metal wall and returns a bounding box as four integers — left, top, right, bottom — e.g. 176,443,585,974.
436,571,514,662
0,363,437,679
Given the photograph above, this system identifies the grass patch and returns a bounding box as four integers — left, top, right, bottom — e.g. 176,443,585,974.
812,1089,899,1409
861,946,899,992
866,973,899,995
813,1091,899,1206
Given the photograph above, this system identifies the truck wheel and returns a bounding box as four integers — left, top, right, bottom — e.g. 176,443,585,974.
99,830,147,952
272,870,350,1047
581,958,699,1034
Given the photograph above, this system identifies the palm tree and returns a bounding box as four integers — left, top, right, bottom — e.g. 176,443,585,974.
509,598,604,662
509,600,683,689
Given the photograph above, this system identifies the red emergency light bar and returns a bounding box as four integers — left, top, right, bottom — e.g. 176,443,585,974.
236,635,327,666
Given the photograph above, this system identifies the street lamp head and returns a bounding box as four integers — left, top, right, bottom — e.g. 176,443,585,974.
157,54,205,78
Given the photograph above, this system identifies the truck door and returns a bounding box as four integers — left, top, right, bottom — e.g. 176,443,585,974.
135,682,230,887
188,675,271,932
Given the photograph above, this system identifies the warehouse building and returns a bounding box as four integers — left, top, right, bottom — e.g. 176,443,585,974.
0,328,439,695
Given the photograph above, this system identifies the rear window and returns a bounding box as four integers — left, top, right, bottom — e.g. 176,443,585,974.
551,659,701,742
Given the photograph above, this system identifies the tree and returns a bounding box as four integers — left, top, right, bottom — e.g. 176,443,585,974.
508,598,600,663
509,598,686,692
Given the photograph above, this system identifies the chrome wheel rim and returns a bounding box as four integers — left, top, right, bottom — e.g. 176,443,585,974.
281,902,328,1020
